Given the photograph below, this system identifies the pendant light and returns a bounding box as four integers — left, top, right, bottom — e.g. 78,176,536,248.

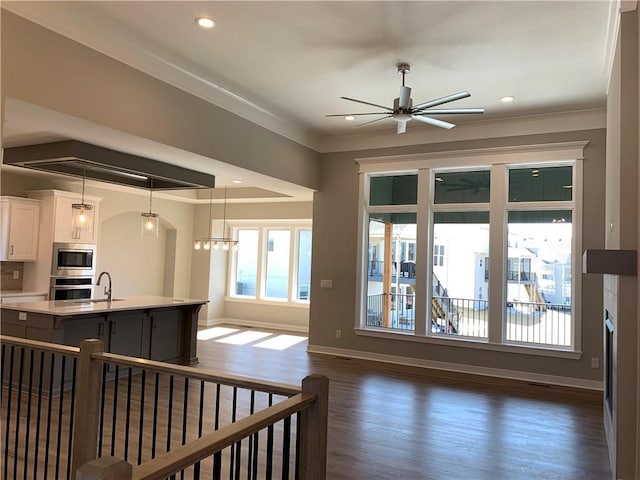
141,179,159,237
194,185,238,251
71,168,94,235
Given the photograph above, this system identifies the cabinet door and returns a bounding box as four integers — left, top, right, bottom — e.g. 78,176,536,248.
0,198,40,261
53,195,99,244
150,309,182,362
109,312,144,358
63,316,105,347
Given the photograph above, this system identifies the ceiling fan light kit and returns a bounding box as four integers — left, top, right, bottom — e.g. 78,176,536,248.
327,63,485,134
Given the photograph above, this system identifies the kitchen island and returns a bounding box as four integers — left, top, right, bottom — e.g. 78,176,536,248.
0,295,207,365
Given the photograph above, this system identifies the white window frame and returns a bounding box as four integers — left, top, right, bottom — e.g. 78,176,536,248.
228,222,312,306
354,142,587,357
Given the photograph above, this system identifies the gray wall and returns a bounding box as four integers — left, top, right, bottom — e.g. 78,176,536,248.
309,129,606,383
604,8,639,479
1,11,320,190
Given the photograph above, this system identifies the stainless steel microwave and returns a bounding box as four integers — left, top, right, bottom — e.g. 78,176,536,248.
51,243,97,276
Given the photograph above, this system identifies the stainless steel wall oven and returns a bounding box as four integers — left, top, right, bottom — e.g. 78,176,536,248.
50,276,94,301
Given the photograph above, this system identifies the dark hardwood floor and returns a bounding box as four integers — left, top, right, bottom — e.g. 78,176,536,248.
196,325,612,480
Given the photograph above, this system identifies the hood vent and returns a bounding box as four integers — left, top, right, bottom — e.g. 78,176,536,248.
3,140,215,190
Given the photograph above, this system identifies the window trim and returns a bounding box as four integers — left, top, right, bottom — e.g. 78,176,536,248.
355,141,587,353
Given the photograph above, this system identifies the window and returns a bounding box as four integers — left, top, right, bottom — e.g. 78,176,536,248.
297,230,312,301
357,146,584,353
231,225,311,304
265,230,290,299
234,229,259,296
366,214,417,331
432,212,489,338
433,244,445,266
506,165,574,346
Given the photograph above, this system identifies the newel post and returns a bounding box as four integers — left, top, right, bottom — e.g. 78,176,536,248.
299,374,329,479
71,339,105,478
76,457,132,480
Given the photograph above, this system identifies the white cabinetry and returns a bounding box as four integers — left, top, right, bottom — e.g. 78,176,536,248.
0,197,41,261
22,190,102,294
52,194,100,243
27,190,101,244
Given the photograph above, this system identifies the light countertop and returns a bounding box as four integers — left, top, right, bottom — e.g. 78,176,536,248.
1,290,49,297
0,295,207,316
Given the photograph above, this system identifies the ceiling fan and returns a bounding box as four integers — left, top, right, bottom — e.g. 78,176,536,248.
327,63,485,134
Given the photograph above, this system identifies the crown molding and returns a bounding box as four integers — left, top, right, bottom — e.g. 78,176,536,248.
1,3,321,151
318,108,606,153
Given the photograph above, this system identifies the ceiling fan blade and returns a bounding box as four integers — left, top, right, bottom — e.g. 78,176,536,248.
325,112,393,117
413,108,485,115
411,115,456,130
398,86,411,110
340,96,392,111
397,120,408,134
357,115,393,128
412,92,471,111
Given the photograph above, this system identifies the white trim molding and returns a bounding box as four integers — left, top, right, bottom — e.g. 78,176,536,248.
199,317,309,334
307,344,602,391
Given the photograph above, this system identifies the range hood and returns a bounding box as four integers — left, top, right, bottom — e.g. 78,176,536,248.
3,140,215,190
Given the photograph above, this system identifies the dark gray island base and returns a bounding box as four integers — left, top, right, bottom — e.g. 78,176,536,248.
1,296,207,365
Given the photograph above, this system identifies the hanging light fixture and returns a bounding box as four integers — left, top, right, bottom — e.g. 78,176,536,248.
193,185,238,251
71,167,94,235
141,179,159,237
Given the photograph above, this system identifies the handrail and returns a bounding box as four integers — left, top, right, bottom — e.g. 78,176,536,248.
132,393,316,480
93,351,300,397
0,335,299,397
0,334,80,357
1,336,329,478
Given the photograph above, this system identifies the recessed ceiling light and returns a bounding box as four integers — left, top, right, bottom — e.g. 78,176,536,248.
344,115,356,121
500,96,515,103
195,16,215,29
231,180,242,184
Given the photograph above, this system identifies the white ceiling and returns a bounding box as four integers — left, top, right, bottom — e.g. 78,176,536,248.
1,1,615,198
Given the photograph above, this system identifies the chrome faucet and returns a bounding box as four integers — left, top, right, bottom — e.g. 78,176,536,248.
96,271,112,302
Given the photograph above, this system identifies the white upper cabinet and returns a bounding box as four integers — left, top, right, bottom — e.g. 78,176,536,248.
52,194,100,244
27,190,101,244
0,197,41,261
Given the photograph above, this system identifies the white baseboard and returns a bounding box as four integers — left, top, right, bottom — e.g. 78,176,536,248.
307,344,603,391
199,317,309,334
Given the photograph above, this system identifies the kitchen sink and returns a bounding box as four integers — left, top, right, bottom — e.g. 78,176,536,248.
63,298,125,304
84,298,125,303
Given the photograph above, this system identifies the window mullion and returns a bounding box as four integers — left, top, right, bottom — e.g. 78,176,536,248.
288,228,297,302
415,168,430,336
256,228,266,299
488,164,506,343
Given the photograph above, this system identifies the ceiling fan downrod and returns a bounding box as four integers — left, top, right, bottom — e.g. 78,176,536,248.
397,63,410,87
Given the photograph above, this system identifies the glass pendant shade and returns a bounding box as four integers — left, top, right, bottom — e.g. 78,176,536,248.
141,181,159,238
71,171,93,234
71,202,94,234
141,212,159,237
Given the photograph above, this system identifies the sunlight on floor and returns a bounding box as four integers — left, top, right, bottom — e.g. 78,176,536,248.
198,326,308,350
197,327,239,340
215,330,272,345
253,334,307,351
